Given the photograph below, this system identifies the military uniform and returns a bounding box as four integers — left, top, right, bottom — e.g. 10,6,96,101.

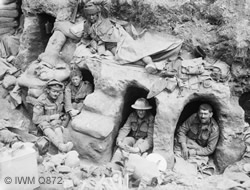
33,93,64,131
64,80,93,112
117,111,154,153
32,79,73,153
177,113,219,156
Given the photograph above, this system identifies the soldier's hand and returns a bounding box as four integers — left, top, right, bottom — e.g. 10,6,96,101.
59,113,67,120
187,144,199,150
50,114,60,120
181,146,189,160
90,47,97,54
123,145,140,154
129,146,140,154
188,149,196,157
70,109,80,117
116,140,124,148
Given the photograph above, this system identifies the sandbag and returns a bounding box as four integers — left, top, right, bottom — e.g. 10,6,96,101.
69,21,84,38
0,60,10,79
0,33,21,58
38,52,65,67
2,74,17,89
25,60,40,76
0,2,17,10
26,95,39,106
35,62,70,81
0,20,18,28
0,58,17,80
54,21,81,40
44,30,67,53
0,28,15,36
0,17,15,23
60,40,76,63
0,10,19,18
17,71,47,89
2,0,16,5
35,52,71,81
27,87,44,98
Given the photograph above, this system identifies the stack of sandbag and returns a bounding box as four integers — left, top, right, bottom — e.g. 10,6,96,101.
35,52,71,82
16,53,70,106
0,0,19,36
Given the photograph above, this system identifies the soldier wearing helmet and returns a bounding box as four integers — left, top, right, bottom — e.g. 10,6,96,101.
112,98,154,162
32,79,73,153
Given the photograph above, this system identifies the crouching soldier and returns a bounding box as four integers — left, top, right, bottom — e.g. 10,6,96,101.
111,98,154,163
32,79,73,153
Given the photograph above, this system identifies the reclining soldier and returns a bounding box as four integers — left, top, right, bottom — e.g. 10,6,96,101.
32,79,73,153
111,98,154,163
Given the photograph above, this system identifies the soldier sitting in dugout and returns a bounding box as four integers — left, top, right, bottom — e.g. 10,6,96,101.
64,69,93,118
175,104,219,159
32,79,73,153
111,98,155,164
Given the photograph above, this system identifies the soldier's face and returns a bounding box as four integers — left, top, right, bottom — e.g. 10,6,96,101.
198,109,213,124
71,76,82,87
136,109,146,119
87,13,98,24
48,88,61,100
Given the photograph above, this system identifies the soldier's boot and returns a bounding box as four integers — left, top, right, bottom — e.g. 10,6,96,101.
55,127,73,153
58,142,74,153
54,127,64,144
43,128,70,152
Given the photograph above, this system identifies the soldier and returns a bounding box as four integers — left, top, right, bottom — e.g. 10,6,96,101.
81,1,182,74
33,79,73,153
112,98,154,163
64,69,93,117
176,104,219,159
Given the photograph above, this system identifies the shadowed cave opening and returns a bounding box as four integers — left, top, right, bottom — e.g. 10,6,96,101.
80,68,95,90
239,91,250,124
37,13,56,49
112,85,156,153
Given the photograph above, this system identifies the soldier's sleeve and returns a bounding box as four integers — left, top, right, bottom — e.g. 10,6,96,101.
116,113,133,142
137,114,154,153
32,100,51,124
64,85,73,112
177,114,194,145
196,124,220,156
82,22,91,39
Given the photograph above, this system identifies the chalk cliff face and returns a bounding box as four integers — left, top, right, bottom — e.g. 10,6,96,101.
8,0,249,171
65,57,244,172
